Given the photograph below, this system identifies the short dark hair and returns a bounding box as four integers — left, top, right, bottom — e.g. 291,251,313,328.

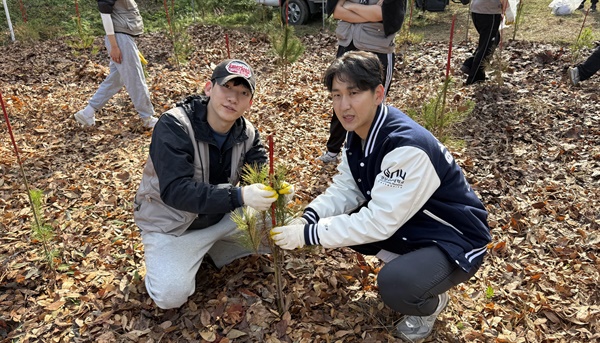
323,51,384,92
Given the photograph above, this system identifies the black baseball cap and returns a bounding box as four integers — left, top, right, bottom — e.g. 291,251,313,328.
211,59,256,95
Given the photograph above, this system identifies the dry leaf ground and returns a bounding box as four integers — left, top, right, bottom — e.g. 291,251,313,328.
0,20,599,343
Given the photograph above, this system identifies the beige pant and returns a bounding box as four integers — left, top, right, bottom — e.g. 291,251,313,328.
141,213,268,309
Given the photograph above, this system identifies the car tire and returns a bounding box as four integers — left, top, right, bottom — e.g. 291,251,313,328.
281,0,310,25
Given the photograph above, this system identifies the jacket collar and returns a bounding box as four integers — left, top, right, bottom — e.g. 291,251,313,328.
347,104,387,158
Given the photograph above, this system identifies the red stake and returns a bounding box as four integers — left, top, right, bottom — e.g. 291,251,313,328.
446,14,456,79
163,0,173,36
225,34,231,59
19,0,27,23
0,91,22,163
268,135,276,227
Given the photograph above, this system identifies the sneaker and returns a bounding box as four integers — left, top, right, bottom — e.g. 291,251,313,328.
141,116,158,129
317,151,339,163
568,67,580,86
74,109,95,127
460,64,471,75
578,3,585,9
396,292,449,342
591,5,596,11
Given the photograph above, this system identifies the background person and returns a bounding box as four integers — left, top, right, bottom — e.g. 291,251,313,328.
569,46,600,85
461,0,506,85
272,51,491,342
317,0,406,163
74,0,157,128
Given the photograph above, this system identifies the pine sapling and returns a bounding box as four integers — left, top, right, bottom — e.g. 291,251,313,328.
232,162,294,314
270,20,305,83
407,14,474,144
30,189,59,269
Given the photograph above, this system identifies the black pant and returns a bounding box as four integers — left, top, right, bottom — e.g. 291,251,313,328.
578,45,600,81
465,13,502,85
326,43,395,154
375,245,481,315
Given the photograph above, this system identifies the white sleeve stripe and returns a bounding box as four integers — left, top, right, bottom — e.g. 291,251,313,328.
306,224,320,245
364,106,387,156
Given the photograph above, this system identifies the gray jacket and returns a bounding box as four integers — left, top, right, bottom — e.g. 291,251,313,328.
98,0,144,36
134,105,258,237
335,0,396,54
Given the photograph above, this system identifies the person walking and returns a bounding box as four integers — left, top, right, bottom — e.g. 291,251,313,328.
461,0,506,85
74,0,157,128
134,59,281,309
577,0,597,12
272,51,491,342
317,0,406,163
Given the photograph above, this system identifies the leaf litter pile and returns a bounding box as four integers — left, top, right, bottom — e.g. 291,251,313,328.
0,24,598,343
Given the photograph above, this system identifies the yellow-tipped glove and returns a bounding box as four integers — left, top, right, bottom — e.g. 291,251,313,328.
242,183,277,211
271,224,305,250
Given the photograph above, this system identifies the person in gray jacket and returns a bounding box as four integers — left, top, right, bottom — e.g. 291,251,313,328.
272,51,491,341
74,0,157,128
317,0,406,163
134,59,279,309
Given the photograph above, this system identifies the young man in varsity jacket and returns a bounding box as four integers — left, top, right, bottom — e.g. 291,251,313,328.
134,59,281,309
271,51,491,342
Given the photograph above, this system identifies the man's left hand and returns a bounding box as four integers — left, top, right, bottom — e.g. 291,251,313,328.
270,225,305,250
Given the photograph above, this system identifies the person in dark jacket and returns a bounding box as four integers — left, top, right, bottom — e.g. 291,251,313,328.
271,51,491,341
568,45,600,85
74,0,157,128
134,59,280,309
317,0,406,163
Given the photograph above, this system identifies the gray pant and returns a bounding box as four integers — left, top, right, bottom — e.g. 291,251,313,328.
142,214,264,309
376,246,481,316
88,33,154,118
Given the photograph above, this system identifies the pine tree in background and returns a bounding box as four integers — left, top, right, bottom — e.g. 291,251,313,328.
270,20,305,83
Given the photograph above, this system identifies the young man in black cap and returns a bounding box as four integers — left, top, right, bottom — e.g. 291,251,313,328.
134,59,280,309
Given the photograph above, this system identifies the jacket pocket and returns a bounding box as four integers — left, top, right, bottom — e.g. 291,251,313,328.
133,195,196,236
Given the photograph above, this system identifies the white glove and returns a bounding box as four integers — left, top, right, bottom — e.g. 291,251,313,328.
277,182,295,203
270,225,305,250
242,183,277,211
288,217,307,226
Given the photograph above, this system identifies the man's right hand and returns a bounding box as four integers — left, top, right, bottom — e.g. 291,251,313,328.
110,45,122,64
242,184,277,211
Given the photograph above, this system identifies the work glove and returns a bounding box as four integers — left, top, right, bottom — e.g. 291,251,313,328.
287,217,307,226
278,182,295,203
242,183,277,211
270,225,305,250
263,182,295,202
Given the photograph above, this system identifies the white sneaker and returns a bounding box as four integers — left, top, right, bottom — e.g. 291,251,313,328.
569,67,580,86
141,116,158,129
317,151,339,163
74,109,95,127
396,292,449,342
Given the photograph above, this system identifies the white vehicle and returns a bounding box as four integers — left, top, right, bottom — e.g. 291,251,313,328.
256,0,326,25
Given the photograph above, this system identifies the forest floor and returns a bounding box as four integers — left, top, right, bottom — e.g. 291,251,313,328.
0,19,599,343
